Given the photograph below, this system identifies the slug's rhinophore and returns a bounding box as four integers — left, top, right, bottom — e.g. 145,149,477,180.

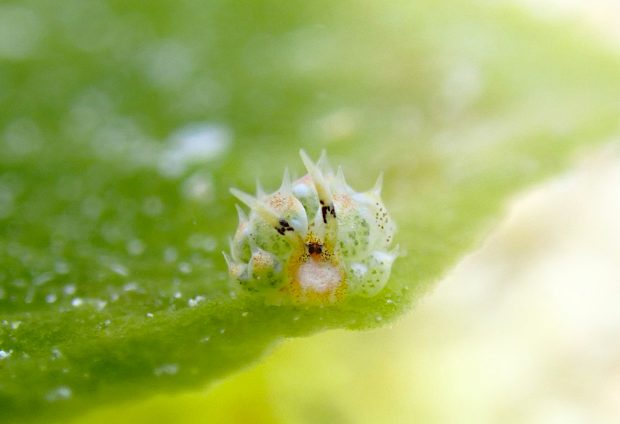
224,150,398,304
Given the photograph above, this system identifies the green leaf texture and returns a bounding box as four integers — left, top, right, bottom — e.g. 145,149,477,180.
1,0,619,421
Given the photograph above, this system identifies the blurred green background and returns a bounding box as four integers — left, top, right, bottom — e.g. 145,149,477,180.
2,0,620,422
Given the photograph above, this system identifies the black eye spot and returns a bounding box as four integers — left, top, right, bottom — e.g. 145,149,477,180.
321,202,336,223
275,218,295,235
306,242,323,255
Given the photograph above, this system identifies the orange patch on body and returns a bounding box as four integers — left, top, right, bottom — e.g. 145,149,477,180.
285,238,346,304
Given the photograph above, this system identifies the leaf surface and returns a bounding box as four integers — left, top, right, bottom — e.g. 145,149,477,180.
1,0,620,421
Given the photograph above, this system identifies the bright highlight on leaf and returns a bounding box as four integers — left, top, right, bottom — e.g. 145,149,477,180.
225,151,399,304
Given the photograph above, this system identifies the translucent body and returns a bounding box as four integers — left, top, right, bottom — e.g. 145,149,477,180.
224,151,398,303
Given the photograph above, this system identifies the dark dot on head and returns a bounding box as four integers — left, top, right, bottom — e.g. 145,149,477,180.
307,242,323,255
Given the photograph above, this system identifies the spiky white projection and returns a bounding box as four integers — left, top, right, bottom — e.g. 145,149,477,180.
224,150,398,304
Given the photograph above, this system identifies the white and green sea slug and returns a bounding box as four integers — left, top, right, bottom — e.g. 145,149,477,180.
224,150,398,304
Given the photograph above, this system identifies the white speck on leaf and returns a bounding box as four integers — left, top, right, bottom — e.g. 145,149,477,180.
111,263,129,276
92,298,107,311
188,295,205,307
159,123,231,177
123,282,139,292
178,262,192,274
54,261,70,275
126,239,145,256
45,386,72,402
63,284,76,296
164,247,178,263
154,363,179,376
33,272,53,286
182,171,215,202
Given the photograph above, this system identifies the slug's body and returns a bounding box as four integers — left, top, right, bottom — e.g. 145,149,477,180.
224,150,398,304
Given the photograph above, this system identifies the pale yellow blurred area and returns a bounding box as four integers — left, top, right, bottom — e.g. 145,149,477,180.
517,0,620,49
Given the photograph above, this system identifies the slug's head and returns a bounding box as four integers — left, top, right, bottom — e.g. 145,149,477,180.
225,150,398,304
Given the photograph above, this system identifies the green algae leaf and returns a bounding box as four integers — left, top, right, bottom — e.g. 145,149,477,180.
2,0,620,421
